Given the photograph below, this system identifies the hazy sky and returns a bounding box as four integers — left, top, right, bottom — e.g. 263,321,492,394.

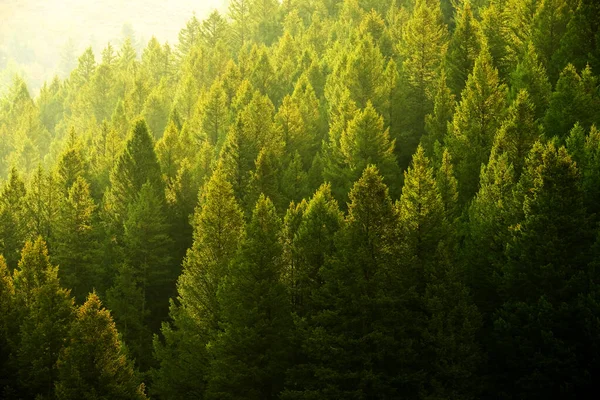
0,0,226,93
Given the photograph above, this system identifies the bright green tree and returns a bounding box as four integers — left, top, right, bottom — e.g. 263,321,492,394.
448,46,507,202
0,168,28,269
153,166,245,400
55,293,148,400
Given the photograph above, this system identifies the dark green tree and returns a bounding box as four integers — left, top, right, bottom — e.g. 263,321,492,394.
206,195,291,400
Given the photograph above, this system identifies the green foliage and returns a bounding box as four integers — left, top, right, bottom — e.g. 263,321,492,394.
206,195,291,400
492,89,540,176
448,46,507,202
0,168,29,269
104,118,164,227
54,176,100,303
327,101,399,201
153,166,244,400
1,1,600,397
544,64,600,143
399,0,448,161
445,0,482,97
11,238,76,399
55,293,148,400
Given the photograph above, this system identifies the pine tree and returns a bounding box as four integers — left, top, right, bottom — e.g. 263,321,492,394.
424,70,456,154
448,46,507,202
291,166,401,399
280,151,309,206
543,64,600,143
436,148,460,221
206,195,291,400
399,0,448,145
248,147,283,212
177,14,202,61
480,1,511,79
202,10,228,47
55,293,148,400
251,0,282,45
397,145,445,290
0,168,28,269
343,33,386,110
509,43,552,121
123,181,173,326
532,0,571,82
229,0,252,50
24,165,62,246
555,0,600,76
54,176,100,303
445,0,483,97
155,120,184,184
493,142,594,398
0,256,15,395
104,118,164,228
153,167,244,400
106,263,148,368
336,102,400,198
165,159,200,264
56,127,89,193
464,152,516,316
11,238,76,399
201,79,229,147
492,89,540,177
289,183,343,317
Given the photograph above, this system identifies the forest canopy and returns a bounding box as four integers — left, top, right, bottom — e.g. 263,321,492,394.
1,0,600,399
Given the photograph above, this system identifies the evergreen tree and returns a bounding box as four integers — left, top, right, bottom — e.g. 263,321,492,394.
436,148,460,222
493,142,594,398
464,152,516,317
125,182,173,322
202,10,228,47
0,256,15,395
445,0,482,97
291,166,401,399
509,43,552,121
331,102,400,200
0,167,28,269
153,167,244,400
201,79,229,147
104,118,163,228
448,46,507,202
399,0,448,148
397,145,445,289
206,195,291,400
532,0,571,82
544,64,600,143
24,166,62,246
229,0,252,50
424,70,455,154
54,176,100,303
492,89,540,177
55,293,148,400
11,238,76,399
555,0,600,75
56,128,89,193
177,14,202,61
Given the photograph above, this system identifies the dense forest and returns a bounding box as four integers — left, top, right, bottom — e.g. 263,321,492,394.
1,0,600,398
